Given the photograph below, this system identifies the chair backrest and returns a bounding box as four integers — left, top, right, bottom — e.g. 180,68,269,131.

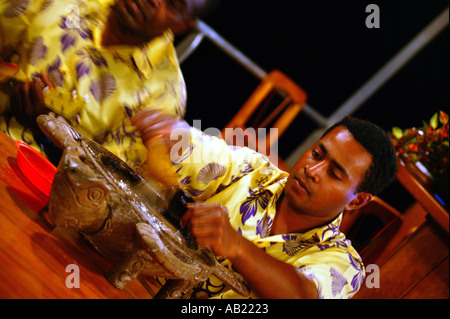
340,196,404,266
219,70,307,170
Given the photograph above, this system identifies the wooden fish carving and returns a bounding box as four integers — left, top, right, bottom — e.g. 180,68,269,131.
36,113,250,299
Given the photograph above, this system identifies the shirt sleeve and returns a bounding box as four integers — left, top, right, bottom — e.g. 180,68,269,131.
173,126,278,203
294,248,365,299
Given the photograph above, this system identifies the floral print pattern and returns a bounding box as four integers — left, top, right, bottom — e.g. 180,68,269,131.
2,0,30,18
239,188,270,225
173,128,366,299
197,163,227,184
27,37,47,65
0,0,186,165
59,14,92,53
89,72,116,103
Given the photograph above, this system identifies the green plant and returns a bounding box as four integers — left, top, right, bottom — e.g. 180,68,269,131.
390,110,449,177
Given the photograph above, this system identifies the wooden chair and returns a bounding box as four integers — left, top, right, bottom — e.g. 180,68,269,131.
340,196,406,266
220,70,307,171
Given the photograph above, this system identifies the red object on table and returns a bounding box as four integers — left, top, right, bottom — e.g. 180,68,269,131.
15,140,56,197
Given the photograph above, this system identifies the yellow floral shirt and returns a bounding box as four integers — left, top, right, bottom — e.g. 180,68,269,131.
173,128,366,299
0,0,186,164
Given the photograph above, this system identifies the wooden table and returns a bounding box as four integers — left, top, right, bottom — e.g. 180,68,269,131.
0,130,161,298
353,158,449,299
354,218,449,299
396,158,449,232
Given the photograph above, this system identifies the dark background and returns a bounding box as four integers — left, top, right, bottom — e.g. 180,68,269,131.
177,0,449,212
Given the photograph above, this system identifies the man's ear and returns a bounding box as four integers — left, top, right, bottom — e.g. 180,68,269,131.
344,192,373,211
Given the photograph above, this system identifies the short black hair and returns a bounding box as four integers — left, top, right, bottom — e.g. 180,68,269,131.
322,117,398,195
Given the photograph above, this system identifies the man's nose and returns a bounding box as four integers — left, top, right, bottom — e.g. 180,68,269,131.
305,162,326,182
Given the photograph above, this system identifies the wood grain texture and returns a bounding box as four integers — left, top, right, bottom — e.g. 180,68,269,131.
0,130,160,298
354,218,449,299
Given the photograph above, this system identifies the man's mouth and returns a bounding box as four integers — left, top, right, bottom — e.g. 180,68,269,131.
294,176,310,195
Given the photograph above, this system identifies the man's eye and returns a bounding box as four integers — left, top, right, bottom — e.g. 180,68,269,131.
312,149,321,160
329,169,341,180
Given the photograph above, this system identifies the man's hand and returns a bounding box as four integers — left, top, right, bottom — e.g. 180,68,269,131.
181,202,318,299
181,203,242,259
131,109,190,150
112,0,196,42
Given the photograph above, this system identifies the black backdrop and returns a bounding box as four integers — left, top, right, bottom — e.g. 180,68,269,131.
178,0,449,211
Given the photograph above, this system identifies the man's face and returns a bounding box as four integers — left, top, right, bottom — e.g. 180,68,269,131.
284,126,373,220
112,0,203,39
